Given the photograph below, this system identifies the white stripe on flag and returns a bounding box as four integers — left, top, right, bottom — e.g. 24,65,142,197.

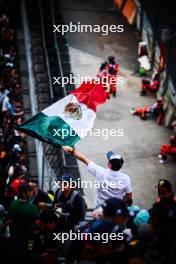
42,94,96,138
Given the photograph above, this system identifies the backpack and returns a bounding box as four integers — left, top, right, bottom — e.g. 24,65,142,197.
56,189,87,218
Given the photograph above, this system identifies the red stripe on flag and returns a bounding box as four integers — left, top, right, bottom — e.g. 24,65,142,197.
71,80,107,112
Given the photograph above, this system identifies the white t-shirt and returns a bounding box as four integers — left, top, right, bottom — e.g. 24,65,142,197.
87,161,132,206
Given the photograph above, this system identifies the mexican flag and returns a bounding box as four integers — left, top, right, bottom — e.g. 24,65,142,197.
17,81,107,147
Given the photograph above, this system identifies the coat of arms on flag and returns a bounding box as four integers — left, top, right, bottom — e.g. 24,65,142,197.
64,103,82,120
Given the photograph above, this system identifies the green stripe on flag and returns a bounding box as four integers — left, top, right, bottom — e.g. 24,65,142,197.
17,112,80,147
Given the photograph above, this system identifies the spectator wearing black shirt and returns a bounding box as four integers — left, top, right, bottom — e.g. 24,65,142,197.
28,210,58,264
53,173,86,231
29,179,51,207
156,179,176,203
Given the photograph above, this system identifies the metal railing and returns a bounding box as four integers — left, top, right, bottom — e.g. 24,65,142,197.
50,0,67,97
21,0,80,190
21,0,57,190
42,155,57,192
38,0,54,103
49,0,80,171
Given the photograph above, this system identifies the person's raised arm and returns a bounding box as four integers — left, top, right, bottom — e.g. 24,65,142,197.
62,146,91,166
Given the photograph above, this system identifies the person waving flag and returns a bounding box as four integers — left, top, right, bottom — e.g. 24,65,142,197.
16,81,107,146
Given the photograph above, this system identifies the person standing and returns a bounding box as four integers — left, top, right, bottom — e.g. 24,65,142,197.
63,147,132,207
53,173,86,231
28,179,51,207
8,183,40,238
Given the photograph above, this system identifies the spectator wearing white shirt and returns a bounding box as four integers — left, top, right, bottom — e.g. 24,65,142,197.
63,147,132,206
0,86,9,104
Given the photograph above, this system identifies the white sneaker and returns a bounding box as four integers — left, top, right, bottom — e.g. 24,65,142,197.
158,154,162,159
159,159,167,164
130,108,135,115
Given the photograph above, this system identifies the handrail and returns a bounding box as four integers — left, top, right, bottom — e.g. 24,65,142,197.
38,0,54,102
50,0,67,97
42,155,58,191
21,0,38,116
49,0,79,169
21,0,57,189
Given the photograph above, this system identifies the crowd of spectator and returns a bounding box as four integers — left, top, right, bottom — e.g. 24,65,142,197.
62,146,176,264
0,8,29,204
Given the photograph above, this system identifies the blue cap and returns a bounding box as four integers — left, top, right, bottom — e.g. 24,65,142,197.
61,173,74,183
107,151,114,160
106,151,123,161
102,198,129,217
